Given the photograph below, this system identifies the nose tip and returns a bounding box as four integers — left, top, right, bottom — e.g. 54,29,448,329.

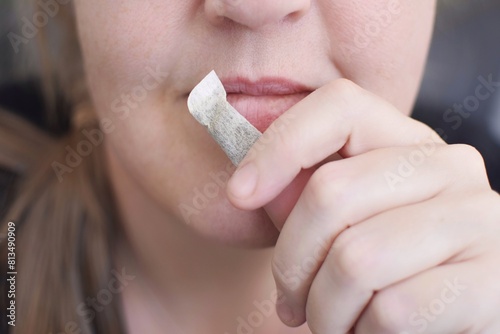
206,0,311,29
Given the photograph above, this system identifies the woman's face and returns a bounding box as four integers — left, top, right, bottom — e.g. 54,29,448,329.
74,0,436,247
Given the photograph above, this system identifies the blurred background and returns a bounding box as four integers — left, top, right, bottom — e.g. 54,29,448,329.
0,0,499,191
413,0,500,191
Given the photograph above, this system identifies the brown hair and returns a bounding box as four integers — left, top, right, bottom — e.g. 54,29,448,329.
0,1,125,333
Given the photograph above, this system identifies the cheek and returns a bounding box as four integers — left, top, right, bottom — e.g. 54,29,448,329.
319,0,435,112
74,0,193,173
73,1,194,208
75,1,191,100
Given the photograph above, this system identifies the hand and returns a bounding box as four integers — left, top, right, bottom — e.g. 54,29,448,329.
226,79,500,333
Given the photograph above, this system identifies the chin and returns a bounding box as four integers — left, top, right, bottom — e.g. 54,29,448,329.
183,203,280,249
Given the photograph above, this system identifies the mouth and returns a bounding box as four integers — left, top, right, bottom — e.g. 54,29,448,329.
221,77,314,133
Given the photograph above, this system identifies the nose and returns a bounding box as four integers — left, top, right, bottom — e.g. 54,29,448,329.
205,0,311,29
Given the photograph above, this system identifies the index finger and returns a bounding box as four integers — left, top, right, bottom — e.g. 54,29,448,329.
226,78,443,209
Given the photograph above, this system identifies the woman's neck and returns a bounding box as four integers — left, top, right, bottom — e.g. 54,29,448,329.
106,149,288,333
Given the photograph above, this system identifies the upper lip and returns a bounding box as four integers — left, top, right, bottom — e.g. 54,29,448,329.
220,77,314,96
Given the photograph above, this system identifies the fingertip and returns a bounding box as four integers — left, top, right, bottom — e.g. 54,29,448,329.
227,162,259,200
278,305,307,328
278,303,294,322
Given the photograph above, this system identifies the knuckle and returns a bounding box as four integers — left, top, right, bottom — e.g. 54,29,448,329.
444,144,489,185
304,164,352,218
328,228,371,286
448,144,485,170
326,78,362,100
367,289,414,332
324,78,369,119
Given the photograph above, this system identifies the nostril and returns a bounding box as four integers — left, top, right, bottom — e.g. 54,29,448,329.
284,9,308,24
287,2,311,22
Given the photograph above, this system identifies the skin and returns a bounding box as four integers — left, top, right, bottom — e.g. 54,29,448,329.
73,0,500,333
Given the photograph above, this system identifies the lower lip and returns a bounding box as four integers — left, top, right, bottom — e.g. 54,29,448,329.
226,93,309,133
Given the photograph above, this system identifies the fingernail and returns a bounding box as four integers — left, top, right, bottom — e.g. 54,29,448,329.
278,304,295,324
228,162,258,199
